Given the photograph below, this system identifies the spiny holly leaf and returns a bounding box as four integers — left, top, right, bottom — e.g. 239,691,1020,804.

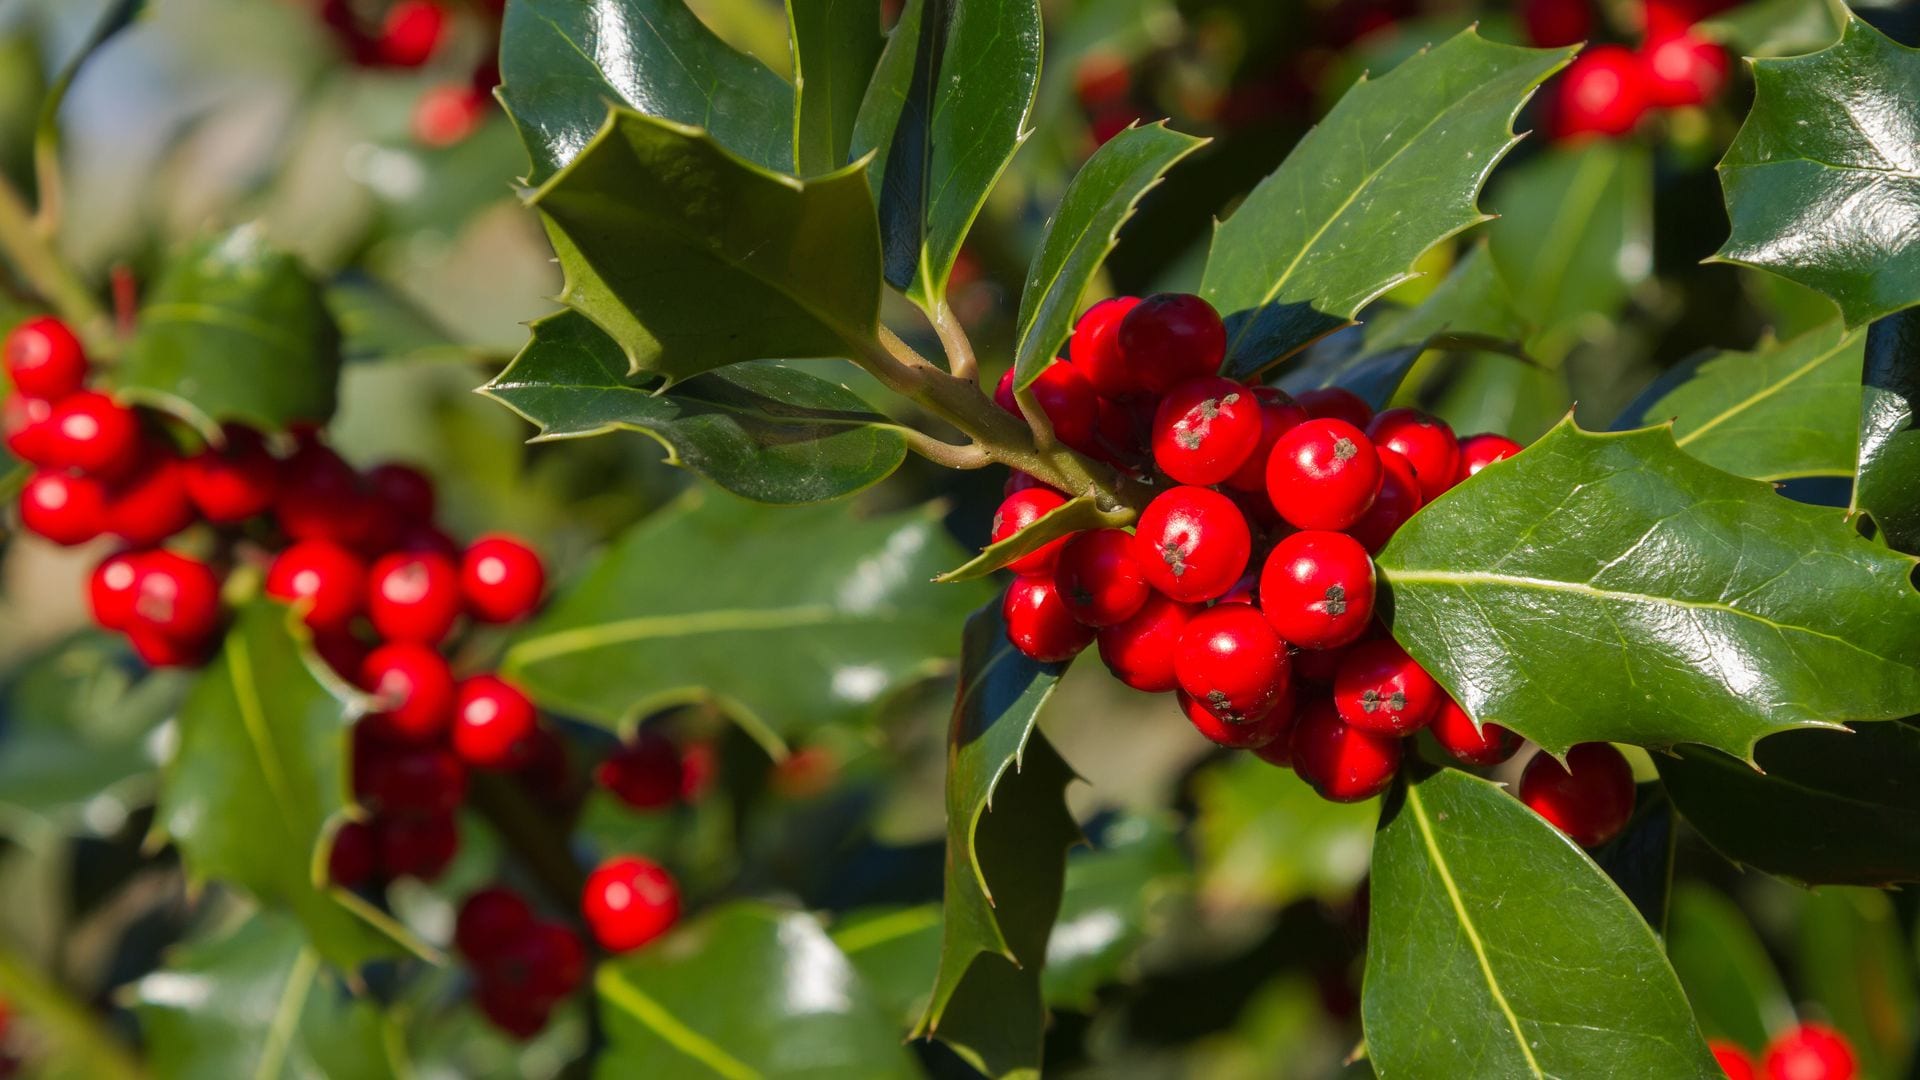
1200,30,1570,379
499,0,793,183
480,311,906,504
1658,721,1920,885
789,0,883,176
533,110,881,387
1364,768,1718,1078
1044,813,1189,1011
503,490,989,749
1715,14,1920,326
1667,883,1793,1052
1616,320,1863,482
913,601,1080,1078
935,492,1131,583
114,226,341,438
1856,306,1920,553
1012,122,1207,388
156,601,410,971
1376,420,1920,760
131,911,402,1080
597,902,918,1079
1191,752,1376,911
834,905,941,1027
1796,888,1919,1079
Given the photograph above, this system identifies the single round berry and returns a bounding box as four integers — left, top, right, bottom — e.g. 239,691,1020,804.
1175,605,1290,724
89,552,143,631
1289,698,1402,802
1096,593,1191,693
1556,45,1651,138
1642,31,1728,108
1457,432,1523,482
478,919,586,1004
596,730,684,810
1295,386,1373,429
460,534,546,623
413,83,488,147
105,452,195,547
1367,407,1460,503
994,363,1098,452
356,741,468,815
360,642,456,742
1761,1024,1856,1080
1266,418,1382,532
368,551,461,644
1225,387,1309,492
377,811,459,881
43,391,140,477
1150,376,1263,486
266,540,366,632
275,442,371,546
1430,695,1522,766
583,855,682,953
127,550,223,645
1053,528,1149,628
1518,743,1636,848
376,0,447,66
1118,293,1226,394
19,470,107,545
3,394,56,466
456,886,534,960
1333,638,1441,735
1179,689,1294,749
1133,485,1251,603
183,425,279,523
453,674,541,769
1259,530,1375,650
366,462,436,521
990,488,1071,575
1709,1042,1756,1080
4,317,87,400
1347,446,1424,553
328,820,376,887
1003,575,1095,662
1069,296,1143,398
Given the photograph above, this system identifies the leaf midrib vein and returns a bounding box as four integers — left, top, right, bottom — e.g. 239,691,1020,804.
508,603,852,665
1676,332,1858,447
599,968,761,1080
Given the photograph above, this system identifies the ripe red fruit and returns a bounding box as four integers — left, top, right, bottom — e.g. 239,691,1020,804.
357,741,468,815
1225,387,1310,492
1709,1041,1756,1080
460,535,546,623
182,426,279,523
455,886,534,959
582,855,682,953
991,488,1071,575
1761,1024,1856,1080
1643,31,1728,108
368,551,461,644
127,550,223,645
366,462,435,521
89,552,143,630
994,363,1099,452
1457,432,1523,482
1069,296,1143,398
596,730,684,810
1150,376,1263,486
1118,293,1226,393
474,977,552,1040
1430,696,1522,766
414,84,488,147
105,453,194,546
1519,0,1592,46
377,811,459,881
1289,698,1402,802
1333,638,1442,735
479,919,585,1003
360,642,456,742
1003,575,1095,662
266,540,366,632
1179,689,1294,749
1292,642,1349,685
1367,408,1460,503
43,391,140,477
3,394,55,465
1133,485,1251,603
19,471,107,545
1175,605,1290,724
376,0,447,66
4,317,87,399
275,442,370,545
1259,531,1375,650
1556,45,1651,138
1054,528,1149,628
328,820,376,887
1518,743,1636,847
1097,593,1191,692
1266,418,1382,532
1347,446,1425,554
1295,386,1373,429
453,675,541,769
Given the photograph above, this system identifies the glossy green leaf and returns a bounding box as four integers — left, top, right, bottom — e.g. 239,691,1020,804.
1363,768,1717,1077
1667,884,1793,1052
115,226,341,438
848,0,924,207
1376,420,1920,759
1043,813,1189,1011
499,0,794,183
596,902,917,1080
1797,887,1918,1078
788,0,883,175
1200,30,1570,378
504,491,989,746
1856,306,1920,553
480,311,905,504
1192,752,1377,911
131,911,401,1080
1703,0,1842,58
1658,721,1920,885
157,601,405,971
1012,122,1206,387
533,110,881,386
833,904,941,1027
1715,14,1920,327
936,492,1129,583
913,601,1080,1077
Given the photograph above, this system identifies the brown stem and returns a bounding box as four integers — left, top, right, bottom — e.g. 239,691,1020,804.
929,299,978,384
895,427,992,469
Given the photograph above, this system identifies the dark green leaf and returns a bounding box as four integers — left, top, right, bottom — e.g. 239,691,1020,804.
1667,883,1793,1052
788,0,883,176
596,902,917,1079
1376,420,1920,759
115,226,341,438
935,492,1131,583
1044,813,1189,1011
1359,243,1530,355
1796,887,1918,1078
533,110,881,386
504,491,990,747
912,601,1080,1077
499,0,794,182
1715,14,1920,327
1702,0,1842,58
1659,721,1920,885
1012,123,1206,387
480,311,906,504
833,904,941,1026
1192,752,1377,911
1200,30,1570,378
326,275,465,364
849,0,926,229
1856,306,1920,553
1363,768,1717,1077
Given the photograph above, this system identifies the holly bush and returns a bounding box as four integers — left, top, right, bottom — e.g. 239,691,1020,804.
0,0,1916,1076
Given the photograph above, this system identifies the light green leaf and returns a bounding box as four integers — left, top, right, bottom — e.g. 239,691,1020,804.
1797,887,1919,1079
788,0,883,176
1043,813,1189,1010
834,905,941,1027
1667,883,1793,1052
1192,752,1376,911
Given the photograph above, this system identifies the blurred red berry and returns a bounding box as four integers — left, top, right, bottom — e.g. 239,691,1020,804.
360,642,456,742
460,535,546,623
597,730,684,810
1762,1024,1855,1080
43,391,140,477
582,855,681,953
1556,45,1652,138
368,551,461,644
266,540,366,632
19,470,107,545
3,316,86,400
182,426,279,523
453,674,540,769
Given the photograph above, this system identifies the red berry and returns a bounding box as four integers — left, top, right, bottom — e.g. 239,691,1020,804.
1333,638,1441,735
990,488,1071,575
1003,470,1058,498
1761,1024,1856,1080
3,394,56,465
43,391,140,477
1150,376,1263,486
357,742,468,815
89,552,143,630
127,550,223,645
1556,45,1651,138
1096,592,1192,692
478,919,585,1003
365,462,435,521
1003,575,1095,662
3,317,86,399
182,426,279,523
377,811,459,881
596,730,684,810
329,820,376,887
1457,432,1523,482
1347,446,1424,554
1053,528,1149,628
460,535,547,623
1175,605,1290,724
266,540,366,632
104,452,194,546
455,886,534,959
1289,698,1401,802
313,631,371,683
1292,641,1349,685
679,741,716,801
1519,0,1592,46
19,470,107,545
582,855,681,953
1133,485,1251,603
1178,689,1294,749
376,0,446,66
474,977,552,1041
1118,293,1225,394
360,642,455,742
1259,530,1375,649
1266,418,1381,532
128,623,211,667
1069,296,1143,398
368,551,461,644
1643,31,1728,108
1431,695,1521,766
1295,386,1373,429
1367,408,1459,503
1518,743,1636,847
413,84,488,147
275,442,371,546
1225,387,1309,492
994,363,1098,452
1709,1041,1756,1080
452,674,540,769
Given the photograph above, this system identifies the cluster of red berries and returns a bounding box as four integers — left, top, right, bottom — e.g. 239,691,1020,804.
1712,1023,1857,1080
309,0,502,147
1527,0,1731,137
